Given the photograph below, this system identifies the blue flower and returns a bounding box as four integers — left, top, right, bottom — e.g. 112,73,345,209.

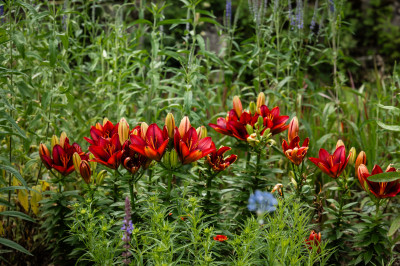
248,190,278,214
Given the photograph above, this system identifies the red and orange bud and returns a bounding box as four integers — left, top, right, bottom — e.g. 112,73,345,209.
165,113,176,139
256,92,266,112
118,117,129,145
140,122,149,139
39,143,51,169
178,116,191,137
73,152,82,173
79,160,91,184
357,164,369,190
232,96,243,117
305,230,321,251
59,132,67,149
348,147,356,165
196,126,207,139
288,117,299,143
103,117,109,126
355,151,366,175
336,139,344,149
51,135,59,149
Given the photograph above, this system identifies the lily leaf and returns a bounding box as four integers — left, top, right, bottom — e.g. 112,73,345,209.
0,238,32,256
367,171,400,182
388,215,400,237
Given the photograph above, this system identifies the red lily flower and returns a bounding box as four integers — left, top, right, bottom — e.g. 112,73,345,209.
174,127,216,165
282,136,309,165
206,145,237,172
259,106,289,135
89,134,123,169
209,110,256,140
213,235,228,242
121,139,151,174
129,124,169,162
84,120,119,145
305,230,321,251
309,146,351,179
39,138,88,176
357,164,400,198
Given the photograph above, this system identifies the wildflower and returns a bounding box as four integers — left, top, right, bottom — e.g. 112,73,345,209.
206,145,237,172
88,134,123,169
329,0,335,13
84,119,119,146
225,0,232,29
305,230,321,251
213,235,228,242
248,190,278,215
39,135,88,176
310,0,318,31
295,0,304,29
357,164,400,198
121,197,133,264
309,145,351,179
259,106,289,135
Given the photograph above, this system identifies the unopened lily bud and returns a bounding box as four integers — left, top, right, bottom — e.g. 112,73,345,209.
170,149,179,169
357,164,369,190
118,117,129,145
96,170,107,185
246,124,254,135
162,151,171,168
80,160,91,184
336,139,345,149
196,126,207,139
232,96,243,117
256,92,266,111
271,183,283,196
73,152,82,173
89,153,97,171
51,135,59,149
288,117,299,143
140,122,149,139
262,128,271,138
59,132,67,148
39,143,50,158
178,116,191,137
247,133,259,146
348,147,356,165
257,116,264,130
103,117,109,126
290,176,297,189
355,151,366,175
165,113,176,139
249,101,256,115
95,122,102,130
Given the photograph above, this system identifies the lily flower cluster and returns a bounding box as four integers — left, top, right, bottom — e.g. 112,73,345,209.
282,116,309,165
209,93,289,145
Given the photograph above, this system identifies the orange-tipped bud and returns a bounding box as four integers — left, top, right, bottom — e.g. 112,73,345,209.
355,151,367,175
103,117,109,126
140,122,149,139
165,113,176,139
349,147,356,165
59,132,67,148
232,96,243,117
256,92,266,111
51,135,59,149
288,117,299,143
73,152,82,173
178,116,191,137
39,143,50,158
336,139,345,149
196,126,207,139
95,122,102,131
79,160,91,184
118,117,129,145
271,183,283,196
357,164,369,190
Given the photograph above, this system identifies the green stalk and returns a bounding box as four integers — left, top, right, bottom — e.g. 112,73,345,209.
253,152,262,190
245,151,251,170
129,177,136,222
167,171,172,200
113,170,119,202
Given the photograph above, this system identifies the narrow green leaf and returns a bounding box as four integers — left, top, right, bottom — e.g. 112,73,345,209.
0,211,35,223
388,215,400,237
0,111,26,139
0,238,32,256
367,171,400,182
376,121,400,132
0,164,28,188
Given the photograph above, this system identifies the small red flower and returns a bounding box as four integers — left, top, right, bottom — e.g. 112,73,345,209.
357,164,400,199
84,120,119,145
305,230,321,251
121,137,151,174
129,123,169,162
259,106,289,135
39,138,88,176
174,127,216,165
282,136,309,165
213,235,228,242
89,134,123,169
206,145,237,172
309,146,351,179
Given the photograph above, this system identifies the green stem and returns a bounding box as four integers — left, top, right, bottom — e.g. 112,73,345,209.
245,151,251,170
113,170,119,202
375,200,381,221
129,178,136,222
206,172,213,202
167,171,173,200
253,152,262,190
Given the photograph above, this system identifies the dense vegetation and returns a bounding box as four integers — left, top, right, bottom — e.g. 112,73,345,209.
1,0,400,265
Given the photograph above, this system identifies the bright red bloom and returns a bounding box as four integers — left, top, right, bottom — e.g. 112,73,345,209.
213,235,228,242
305,230,321,251
206,145,237,172
357,164,400,199
39,138,88,176
174,127,216,165
309,146,351,179
84,120,119,145
259,106,289,135
130,124,169,162
89,134,123,169
121,139,151,174
282,136,309,165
